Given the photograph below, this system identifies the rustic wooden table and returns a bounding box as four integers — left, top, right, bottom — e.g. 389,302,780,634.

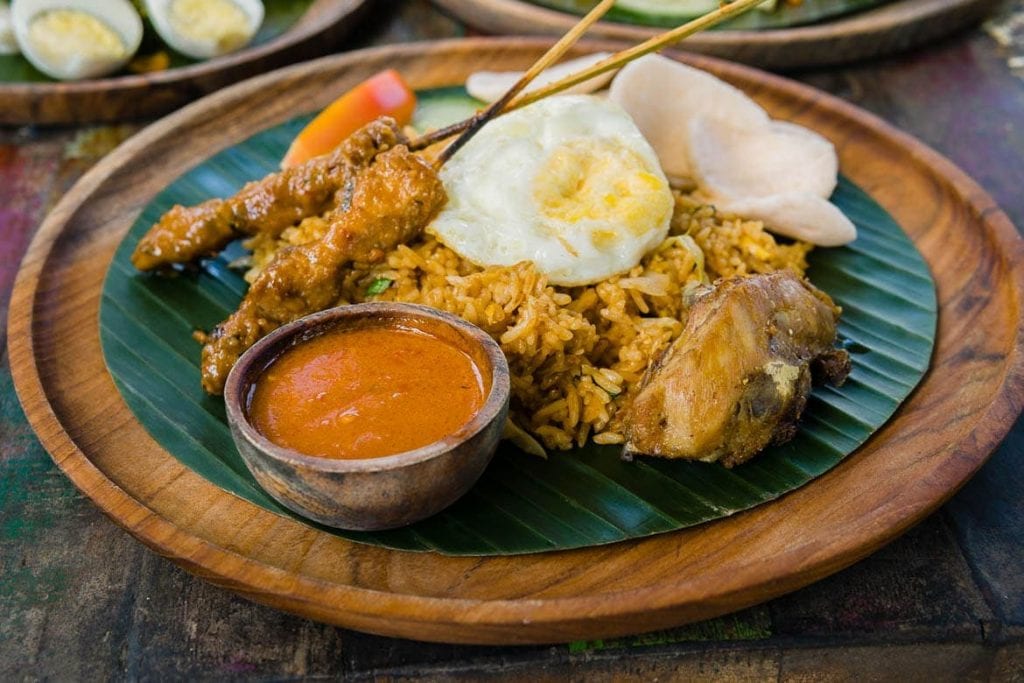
2,1,1022,679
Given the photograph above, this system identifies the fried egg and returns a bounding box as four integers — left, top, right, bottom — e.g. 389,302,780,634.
427,95,674,286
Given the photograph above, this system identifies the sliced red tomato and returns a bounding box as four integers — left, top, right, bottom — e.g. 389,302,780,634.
281,69,417,169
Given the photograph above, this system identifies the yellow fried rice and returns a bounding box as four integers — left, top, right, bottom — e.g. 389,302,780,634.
244,192,813,453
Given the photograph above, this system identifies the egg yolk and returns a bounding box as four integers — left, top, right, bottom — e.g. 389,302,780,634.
28,10,126,63
532,138,673,249
170,0,251,53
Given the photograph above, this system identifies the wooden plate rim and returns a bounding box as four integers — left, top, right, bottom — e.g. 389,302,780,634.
0,0,368,123
9,38,1024,643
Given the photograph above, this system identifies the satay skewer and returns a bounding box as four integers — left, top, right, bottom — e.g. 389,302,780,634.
409,0,766,154
191,0,616,393
133,1,617,274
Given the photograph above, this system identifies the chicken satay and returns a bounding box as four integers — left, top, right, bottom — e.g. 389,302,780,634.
131,118,406,271
198,145,448,395
624,271,850,467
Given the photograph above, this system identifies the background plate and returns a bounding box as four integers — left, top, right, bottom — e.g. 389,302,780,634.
9,39,1024,644
525,0,889,30
431,0,1000,69
0,0,369,125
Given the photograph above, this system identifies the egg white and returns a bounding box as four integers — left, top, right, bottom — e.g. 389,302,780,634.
427,95,674,287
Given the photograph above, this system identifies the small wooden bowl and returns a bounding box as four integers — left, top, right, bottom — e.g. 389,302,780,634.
224,303,510,531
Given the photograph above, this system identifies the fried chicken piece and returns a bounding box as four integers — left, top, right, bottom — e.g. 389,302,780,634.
199,145,447,394
131,118,406,271
624,271,850,467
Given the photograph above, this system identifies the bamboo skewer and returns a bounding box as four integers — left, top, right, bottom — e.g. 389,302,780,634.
409,0,766,154
434,0,615,165
512,0,766,110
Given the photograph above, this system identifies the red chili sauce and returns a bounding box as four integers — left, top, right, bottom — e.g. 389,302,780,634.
248,324,488,460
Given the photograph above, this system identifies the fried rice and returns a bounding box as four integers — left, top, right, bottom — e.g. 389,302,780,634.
244,191,813,453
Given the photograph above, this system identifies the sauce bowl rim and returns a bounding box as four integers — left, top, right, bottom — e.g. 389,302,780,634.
224,302,511,474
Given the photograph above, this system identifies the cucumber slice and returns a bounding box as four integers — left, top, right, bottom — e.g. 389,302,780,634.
616,0,778,15
413,87,484,133
614,0,720,18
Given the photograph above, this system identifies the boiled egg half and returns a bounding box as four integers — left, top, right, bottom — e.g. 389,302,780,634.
428,95,674,287
11,0,142,80
1,4,18,55
143,0,263,60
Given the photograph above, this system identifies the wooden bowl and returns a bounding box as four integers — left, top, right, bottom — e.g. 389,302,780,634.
223,303,511,531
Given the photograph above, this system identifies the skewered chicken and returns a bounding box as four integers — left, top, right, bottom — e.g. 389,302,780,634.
198,144,447,394
624,271,850,466
131,118,405,271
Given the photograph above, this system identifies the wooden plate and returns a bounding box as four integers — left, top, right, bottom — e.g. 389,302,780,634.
9,39,1024,645
432,0,1000,69
0,0,369,125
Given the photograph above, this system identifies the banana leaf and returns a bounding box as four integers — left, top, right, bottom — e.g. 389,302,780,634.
527,0,890,30
0,0,315,83
99,88,936,556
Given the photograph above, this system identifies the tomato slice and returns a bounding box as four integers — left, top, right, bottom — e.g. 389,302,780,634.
281,69,417,169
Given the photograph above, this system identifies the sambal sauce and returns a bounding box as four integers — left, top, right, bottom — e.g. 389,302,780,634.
248,324,488,460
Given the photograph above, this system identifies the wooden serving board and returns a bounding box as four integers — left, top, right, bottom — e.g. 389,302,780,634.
0,0,368,125
9,39,1024,645
431,0,1000,69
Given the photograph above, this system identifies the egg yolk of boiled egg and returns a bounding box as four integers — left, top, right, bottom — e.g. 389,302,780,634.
427,95,674,286
28,10,127,65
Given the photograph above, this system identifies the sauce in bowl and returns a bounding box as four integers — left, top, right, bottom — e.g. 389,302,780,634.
248,323,489,460
225,303,510,530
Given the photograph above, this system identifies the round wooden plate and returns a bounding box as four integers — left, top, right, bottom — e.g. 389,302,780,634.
432,0,1000,69
9,39,1024,645
0,0,369,125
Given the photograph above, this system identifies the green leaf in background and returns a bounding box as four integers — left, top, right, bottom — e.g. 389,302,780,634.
528,0,890,30
0,0,315,83
98,88,936,556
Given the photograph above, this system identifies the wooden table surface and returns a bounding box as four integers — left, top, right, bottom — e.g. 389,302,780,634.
2,1,1022,679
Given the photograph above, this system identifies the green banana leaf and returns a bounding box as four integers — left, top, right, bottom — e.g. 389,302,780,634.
0,0,314,83
99,88,936,556
527,0,890,30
